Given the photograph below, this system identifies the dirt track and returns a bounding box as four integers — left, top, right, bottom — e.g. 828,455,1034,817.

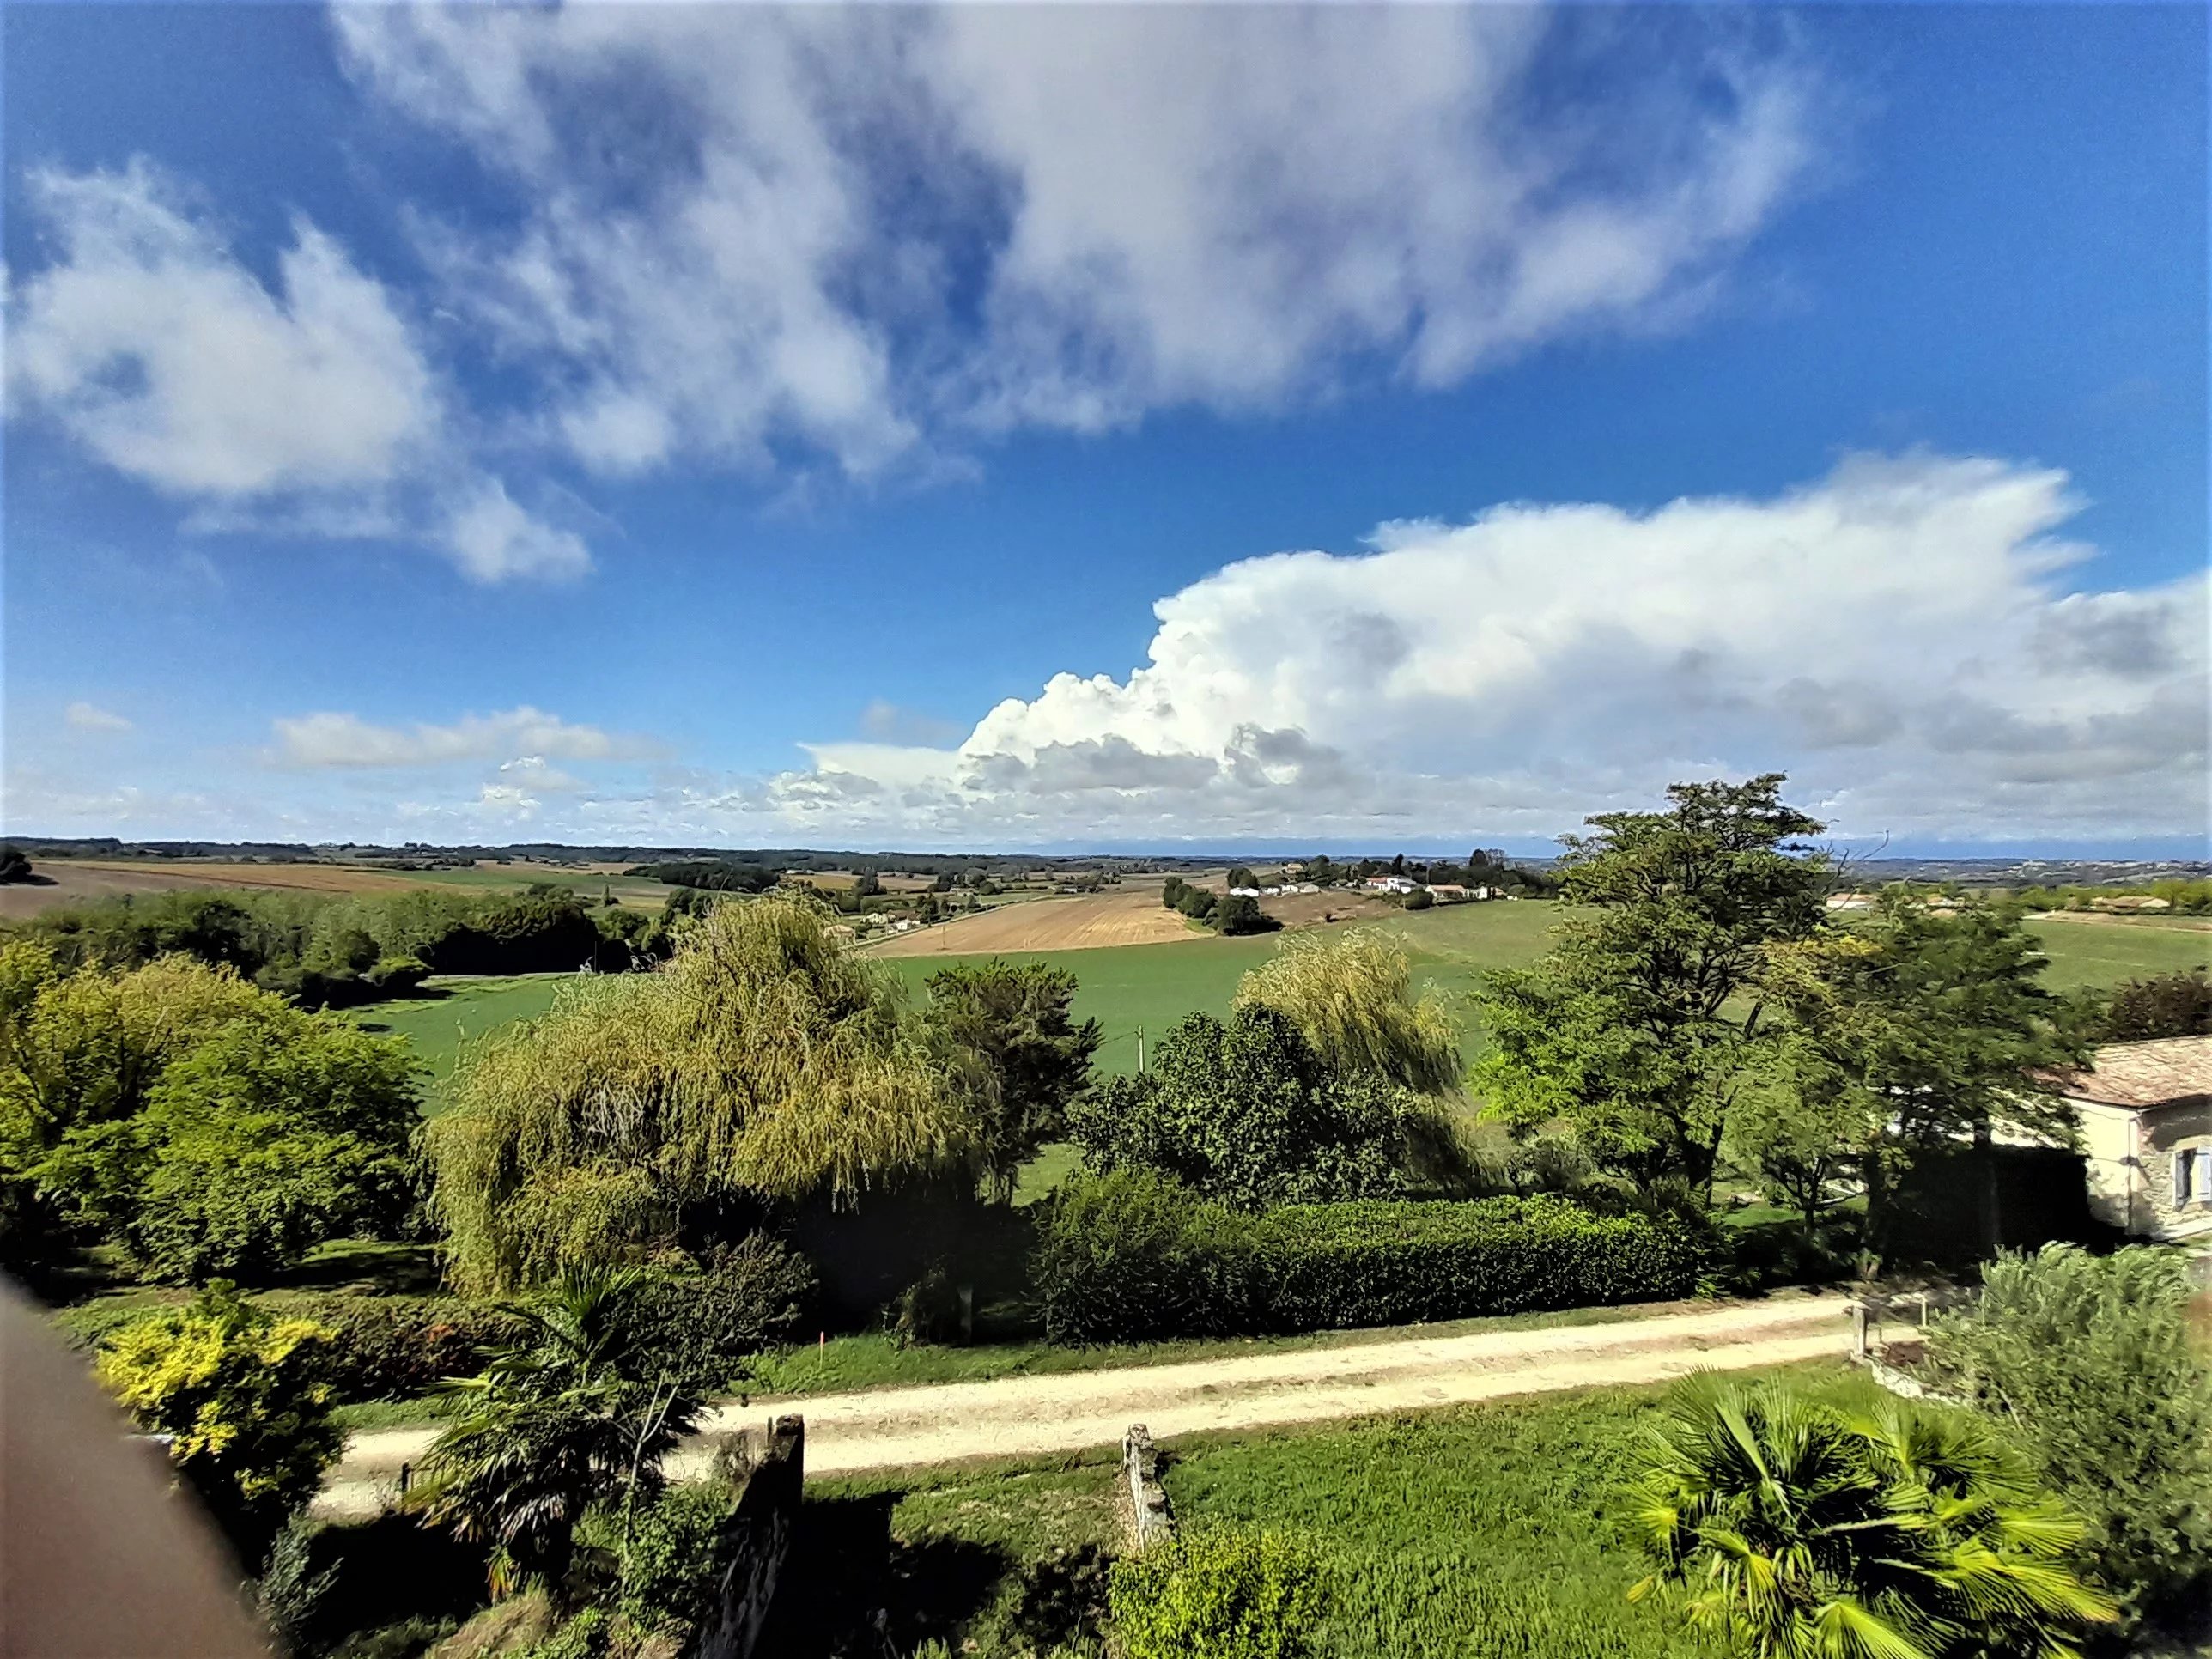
317,1294,1850,1516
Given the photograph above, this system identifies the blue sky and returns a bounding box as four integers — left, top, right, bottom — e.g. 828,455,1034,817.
5,4,2205,854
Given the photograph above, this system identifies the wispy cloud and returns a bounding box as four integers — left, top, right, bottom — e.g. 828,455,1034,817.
270,706,654,769
64,701,134,733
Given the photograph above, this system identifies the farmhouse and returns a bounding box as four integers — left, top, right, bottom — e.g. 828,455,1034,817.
1363,876,1419,895
1425,884,1471,902
2059,1036,2212,1243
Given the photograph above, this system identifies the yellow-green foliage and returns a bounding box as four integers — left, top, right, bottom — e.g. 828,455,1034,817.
1109,1525,1331,1659
98,1283,343,1552
430,894,982,1293
1234,929,1462,1097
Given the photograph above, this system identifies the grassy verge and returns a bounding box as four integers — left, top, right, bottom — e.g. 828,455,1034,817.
775,1358,1865,1656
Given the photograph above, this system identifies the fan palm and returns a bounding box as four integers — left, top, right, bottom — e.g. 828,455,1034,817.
410,1265,701,1599
1629,1376,2115,1658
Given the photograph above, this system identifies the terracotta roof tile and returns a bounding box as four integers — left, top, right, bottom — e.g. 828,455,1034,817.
2054,1036,2212,1109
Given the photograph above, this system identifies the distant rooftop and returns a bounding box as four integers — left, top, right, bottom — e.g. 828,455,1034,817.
2055,1036,2212,1109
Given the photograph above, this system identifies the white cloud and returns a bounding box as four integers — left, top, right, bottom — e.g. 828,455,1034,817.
64,701,133,733
270,707,646,769
748,453,2206,844
5,161,586,583
7,161,436,495
475,783,539,819
500,755,585,793
333,6,1820,470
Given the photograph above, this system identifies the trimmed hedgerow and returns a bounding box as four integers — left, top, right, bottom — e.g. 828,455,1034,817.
1251,1196,1703,1332
1036,1174,1703,1345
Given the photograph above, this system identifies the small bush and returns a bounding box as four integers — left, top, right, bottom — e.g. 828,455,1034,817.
1035,1170,1255,1345
1925,1244,2212,1637
612,1236,815,1389
1109,1525,1329,1659
97,1283,343,1561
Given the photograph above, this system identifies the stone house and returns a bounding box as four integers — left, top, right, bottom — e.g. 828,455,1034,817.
2059,1036,2212,1243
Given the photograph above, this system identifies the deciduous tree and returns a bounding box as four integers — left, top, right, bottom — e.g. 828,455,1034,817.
924,958,1102,1200
1474,775,1827,1191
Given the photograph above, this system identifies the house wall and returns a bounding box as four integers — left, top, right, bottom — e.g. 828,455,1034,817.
2075,1100,2142,1232
2141,1101,2212,1242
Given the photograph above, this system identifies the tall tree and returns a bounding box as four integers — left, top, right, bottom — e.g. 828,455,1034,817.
1758,890,2093,1249
1234,928,1460,1095
1474,775,1827,1191
923,959,1102,1201
428,894,984,1294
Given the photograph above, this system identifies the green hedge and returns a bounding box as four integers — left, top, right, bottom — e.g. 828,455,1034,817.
1252,1196,1704,1332
1036,1172,1704,1345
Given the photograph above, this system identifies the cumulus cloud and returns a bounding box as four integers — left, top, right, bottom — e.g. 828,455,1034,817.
4,161,585,581
270,707,649,769
332,6,1820,471
748,453,2206,844
64,701,133,733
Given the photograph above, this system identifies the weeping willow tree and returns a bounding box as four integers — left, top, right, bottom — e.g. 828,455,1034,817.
428,895,986,1294
1233,928,1462,1096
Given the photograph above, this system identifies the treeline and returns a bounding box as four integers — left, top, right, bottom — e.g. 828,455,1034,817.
2014,877,2212,914
1300,849,1562,894
1160,875,1278,934
13,884,672,1009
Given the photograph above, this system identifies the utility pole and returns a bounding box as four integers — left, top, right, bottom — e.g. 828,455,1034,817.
1136,1024,1145,1073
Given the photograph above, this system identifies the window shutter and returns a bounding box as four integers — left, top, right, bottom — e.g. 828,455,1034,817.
2179,1151,2197,1205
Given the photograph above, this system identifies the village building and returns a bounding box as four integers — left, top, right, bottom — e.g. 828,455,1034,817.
2059,1036,2212,1243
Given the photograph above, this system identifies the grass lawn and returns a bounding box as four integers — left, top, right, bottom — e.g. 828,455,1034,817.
779,1358,1869,1656
349,974,575,1110
2020,915,2212,991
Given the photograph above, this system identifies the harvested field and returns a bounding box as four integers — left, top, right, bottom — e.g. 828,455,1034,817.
1260,889,1400,928
0,859,431,918
865,886,1201,955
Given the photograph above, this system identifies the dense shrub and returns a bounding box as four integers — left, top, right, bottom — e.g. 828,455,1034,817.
1068,1008,1412,1210
2102,967,2212,1039
1036,1174,1703,1344
612,1237,815,1389
1109,1525,1329,1659
1251,1196,1705,1331
97,1283,343,1562
1035,1170,1255,1344
113,1013,422,1284
1924,1244,2212,1638
280,1294,527,1401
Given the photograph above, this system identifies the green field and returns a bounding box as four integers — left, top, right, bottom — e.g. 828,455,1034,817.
881,902,2205,1075
351,974,574,1109
884,900,1565,1073
776,1359,1863,1656
356,908,2207,1099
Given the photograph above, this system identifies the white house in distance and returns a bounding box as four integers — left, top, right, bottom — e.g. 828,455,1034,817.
2059,1036,2212,1243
